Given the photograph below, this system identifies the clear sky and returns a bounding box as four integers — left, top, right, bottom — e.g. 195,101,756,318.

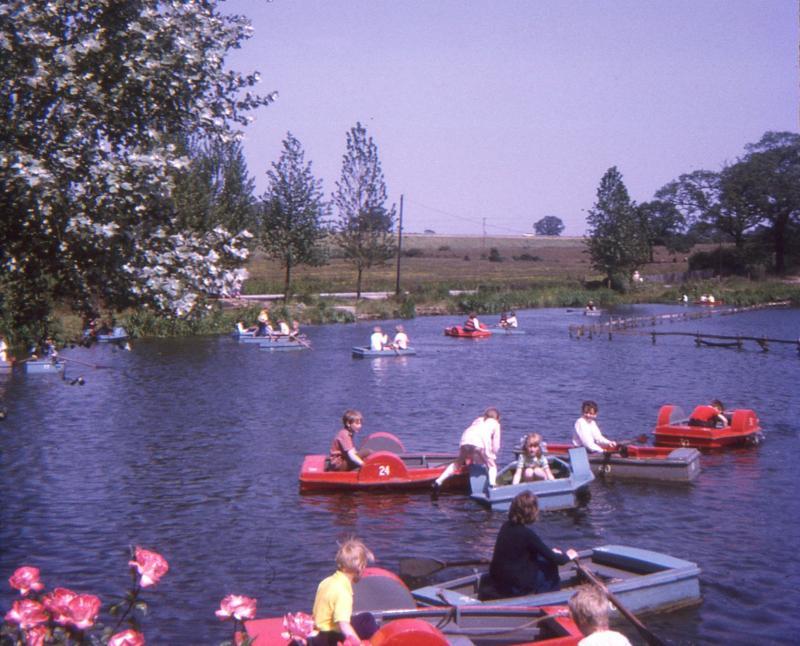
222,0,798,236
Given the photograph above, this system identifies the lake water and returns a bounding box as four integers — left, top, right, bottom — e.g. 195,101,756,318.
1,305,798,644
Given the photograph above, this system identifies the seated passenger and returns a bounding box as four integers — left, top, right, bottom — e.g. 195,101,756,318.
569,586,632,646
277,319,291,335
370,326,388,351
328,409,367,472
572,400,617,453
488,491,578,597
391,325,409,350
688,399,728,428
463,312,482,331
513,433,554,484
505,311,518,328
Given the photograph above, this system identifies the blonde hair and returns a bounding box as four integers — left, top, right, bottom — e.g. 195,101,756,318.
335,538,374,574
524,432,543,456
568,585,610,634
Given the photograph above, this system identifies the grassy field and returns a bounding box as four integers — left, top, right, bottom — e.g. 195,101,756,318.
244,234,695,294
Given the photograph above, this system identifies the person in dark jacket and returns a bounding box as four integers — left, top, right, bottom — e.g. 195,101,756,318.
488,491,578,596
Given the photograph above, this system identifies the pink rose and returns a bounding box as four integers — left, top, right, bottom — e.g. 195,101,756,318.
9,566,45,596
281,611,316,644
215,594,257,621
24,625,48,646
129,547,168,588
108,629,146,646
43,587,77,625
4,599,49,629
66,593,101,630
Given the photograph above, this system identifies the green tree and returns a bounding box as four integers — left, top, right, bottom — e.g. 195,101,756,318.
332,122,396,298
259,132,329,300
636,200,689,261
585,167,648,289
0,1,272,347
533,215,565,236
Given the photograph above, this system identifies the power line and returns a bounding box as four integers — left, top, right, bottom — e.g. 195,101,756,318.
404,198,532,235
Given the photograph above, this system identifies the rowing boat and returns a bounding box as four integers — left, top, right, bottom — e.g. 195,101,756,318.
467,448,594,513
352,346,417,357
654,404,763,450
245,567,583,645
544,443,701,483
25,359,64,374
259,339,308,351
412,544,702,617
96,327,128,342
444,325,492,338
298,432,465,493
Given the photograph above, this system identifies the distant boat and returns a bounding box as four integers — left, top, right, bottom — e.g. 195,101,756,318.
352,346,417,357
25,359,64,374
444,325,492,338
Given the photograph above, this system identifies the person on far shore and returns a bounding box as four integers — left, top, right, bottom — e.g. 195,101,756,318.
327,409,367,472
488,491,578,597
391,325,409,350
569,585,632,646
513,433,554,484
432,407,501,498
308,538,378,645
463,312,482,332
572,401,617,453
370,326,388,351
688,399,728,428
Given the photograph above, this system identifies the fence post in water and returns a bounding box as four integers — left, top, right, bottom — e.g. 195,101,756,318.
652,332,656,345
694,333,701,347
757,337,769,352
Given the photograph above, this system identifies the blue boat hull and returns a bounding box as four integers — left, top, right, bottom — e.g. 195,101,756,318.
352,346,417,358
259,340,307,351
412,544,702,617
25,360,64,374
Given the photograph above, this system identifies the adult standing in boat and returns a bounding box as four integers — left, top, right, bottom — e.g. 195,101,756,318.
369,326,388,351
572,401,617,453
309,537,378,645
391,325,409,350
488,491,578,596
568,586,632,646
688,399,728,428
328,409,367,471
432,407,501,498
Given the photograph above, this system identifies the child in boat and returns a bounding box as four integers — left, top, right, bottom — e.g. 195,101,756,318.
369,326,388,351
688,399,728,428
488,491,578,597
432,407,501,498
236,321,257,335
391,325,409,350
505,311,518,328
328,410,367,471
512,433,554,484
277,319,291,335
572,401,617,453
309,538,378,645
499,311,509,327
463,312,482,331
288,320,302,340
568,585,632,646
256,309,273,337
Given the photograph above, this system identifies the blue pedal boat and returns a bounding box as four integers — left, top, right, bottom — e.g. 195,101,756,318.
25,359,64,374
259,338,308,351
468,447,594,512
352,346,417,358
412,544,702,617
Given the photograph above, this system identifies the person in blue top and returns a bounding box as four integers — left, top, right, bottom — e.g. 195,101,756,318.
488,491,577,597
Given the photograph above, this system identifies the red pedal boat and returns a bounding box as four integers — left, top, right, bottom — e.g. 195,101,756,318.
298,432,466,493
246,567,582,645
654,404,763,450
444,324,492,338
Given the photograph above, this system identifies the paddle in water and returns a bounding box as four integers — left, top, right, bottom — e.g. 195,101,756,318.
572,557,666,646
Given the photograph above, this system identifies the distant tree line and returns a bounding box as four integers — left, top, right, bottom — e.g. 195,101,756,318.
585,131,800,289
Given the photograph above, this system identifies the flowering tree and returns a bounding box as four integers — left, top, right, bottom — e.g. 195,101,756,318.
259,132,329,300
332,122,396,299
0,0,274,347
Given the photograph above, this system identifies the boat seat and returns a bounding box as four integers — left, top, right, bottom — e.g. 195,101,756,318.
353,570,417,613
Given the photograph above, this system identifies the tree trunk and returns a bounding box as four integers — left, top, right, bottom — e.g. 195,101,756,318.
773,214,787,274
284,259,292,303
356,266,363,299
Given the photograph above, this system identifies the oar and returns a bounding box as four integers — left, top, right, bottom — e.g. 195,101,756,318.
398,556,490,579
572,558,666,646
60,356,111,370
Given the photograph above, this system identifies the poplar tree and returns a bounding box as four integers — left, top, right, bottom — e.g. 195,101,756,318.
260,132,328,299
332,122,396,298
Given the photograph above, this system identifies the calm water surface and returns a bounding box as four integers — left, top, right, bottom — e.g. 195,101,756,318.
1,305,799,644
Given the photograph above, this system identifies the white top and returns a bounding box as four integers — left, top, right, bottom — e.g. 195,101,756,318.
572,417,614,453
278,321,290,335
460,416,501,461
579,630,632,646
370,331,388,351
0,338,7,363
506,315,518,328
393,332,409,350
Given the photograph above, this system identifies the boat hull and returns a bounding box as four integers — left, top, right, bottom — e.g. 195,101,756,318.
545,443,701,482
96,327,128,342
412,544,702,618
25,360,64,374
258,340,307,351
468,448,594,512
444,325,492,338
352,346,417,357
654,404,763,450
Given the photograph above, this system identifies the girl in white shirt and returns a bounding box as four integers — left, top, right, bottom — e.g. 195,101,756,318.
572,401,617,453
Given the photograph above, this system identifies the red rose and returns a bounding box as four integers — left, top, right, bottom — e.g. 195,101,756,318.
9,566,45,596
66,593,101,630
108,629,146,646
4,599,49,629
24,625,48,646
215,594,257,621
43,587,77,625
129,547,169,588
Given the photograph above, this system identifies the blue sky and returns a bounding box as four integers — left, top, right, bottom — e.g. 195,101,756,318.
223,0,798,236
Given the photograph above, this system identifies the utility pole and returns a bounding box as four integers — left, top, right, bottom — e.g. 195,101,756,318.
395,194,404,295
482,217,486,255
